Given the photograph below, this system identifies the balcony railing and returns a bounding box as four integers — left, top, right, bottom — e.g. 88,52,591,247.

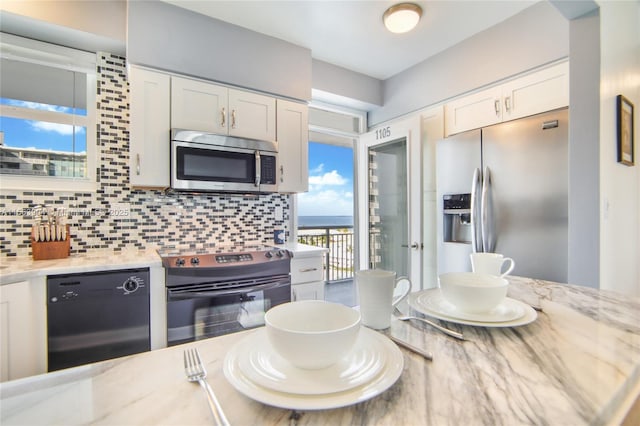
297,226,354,283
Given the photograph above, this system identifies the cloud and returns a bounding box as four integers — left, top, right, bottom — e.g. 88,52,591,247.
298,189,354,216
309,163,325,175
309,170,347,186
30,121,85,136
7,100,73,113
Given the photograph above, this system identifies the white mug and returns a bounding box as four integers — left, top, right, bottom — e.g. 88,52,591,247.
470,253,515,277
356,269,411,329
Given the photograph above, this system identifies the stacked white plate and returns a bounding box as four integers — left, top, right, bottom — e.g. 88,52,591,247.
408,289,537,327
223,327,404,410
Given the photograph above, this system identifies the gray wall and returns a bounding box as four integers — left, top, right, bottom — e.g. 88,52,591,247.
127,0,312,101
568,10,600,288
369,1,570,126
312,59,383,107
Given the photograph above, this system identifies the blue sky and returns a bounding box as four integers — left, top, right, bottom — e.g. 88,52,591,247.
0,98,86,152
298,142,354,217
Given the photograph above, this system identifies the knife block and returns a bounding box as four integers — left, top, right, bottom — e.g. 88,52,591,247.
31,225,71,260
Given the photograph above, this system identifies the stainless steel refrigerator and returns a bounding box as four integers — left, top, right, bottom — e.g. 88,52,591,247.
436,108,568,282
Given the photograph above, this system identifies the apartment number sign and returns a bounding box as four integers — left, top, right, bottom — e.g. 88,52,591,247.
375,126,392,140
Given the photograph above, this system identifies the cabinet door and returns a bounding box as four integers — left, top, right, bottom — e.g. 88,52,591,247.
171,76,228,134
229,89,276,141
444,86,502,136
292,281,325,301
0,280,46,381
502,62,569,122
129,67,170,187
276,99,308,193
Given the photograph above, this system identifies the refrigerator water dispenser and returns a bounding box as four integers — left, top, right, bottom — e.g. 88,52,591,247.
443,194,471,243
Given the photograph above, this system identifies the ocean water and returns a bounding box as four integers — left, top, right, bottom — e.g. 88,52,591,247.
298,216,353,227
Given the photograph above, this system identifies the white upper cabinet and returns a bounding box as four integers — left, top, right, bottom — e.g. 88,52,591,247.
445,61,569,136
277,99,308,193
229,89,276,141
444,86,503,136
129,66,171,188
171,76,276,141
171,77,227,134
501,62,569,122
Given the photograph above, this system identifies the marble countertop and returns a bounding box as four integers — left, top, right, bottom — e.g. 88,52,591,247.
0,249,163,285
273,242,329,258
1,277,639,425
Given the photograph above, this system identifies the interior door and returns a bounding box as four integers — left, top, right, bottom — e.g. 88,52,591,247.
357,121,422,290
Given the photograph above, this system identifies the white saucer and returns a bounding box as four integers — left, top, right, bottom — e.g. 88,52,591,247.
223,327,404,410
416,290,525,322
408,289,537,328
238,328,387,395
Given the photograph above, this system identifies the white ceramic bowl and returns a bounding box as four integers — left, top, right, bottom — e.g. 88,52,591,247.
438,272,509,313
264,300,361,370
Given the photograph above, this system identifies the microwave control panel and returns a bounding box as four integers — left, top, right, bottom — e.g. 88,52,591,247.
261,155,277,184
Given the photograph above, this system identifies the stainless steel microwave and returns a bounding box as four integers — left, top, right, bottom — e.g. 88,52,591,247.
170,129,278,193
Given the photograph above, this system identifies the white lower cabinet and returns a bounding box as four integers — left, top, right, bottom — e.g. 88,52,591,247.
292,280,325,302
0,278,47,381
285,245,326,302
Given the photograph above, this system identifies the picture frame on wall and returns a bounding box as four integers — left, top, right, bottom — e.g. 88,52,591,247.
617,94,635,166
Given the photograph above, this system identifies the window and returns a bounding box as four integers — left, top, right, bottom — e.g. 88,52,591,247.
0,33,97,191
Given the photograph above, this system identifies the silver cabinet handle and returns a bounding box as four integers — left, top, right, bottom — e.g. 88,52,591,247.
470,167,482,252
221,107,226,127
136,153,140,176
504,96,511,112
280,165,284,183
494,99,500,116
299,267,318,273
231,109,236,129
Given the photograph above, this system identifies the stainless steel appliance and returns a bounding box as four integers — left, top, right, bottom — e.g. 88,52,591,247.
47,268,150,372
160,246,291,346
170,129,278,193
437,108,568,282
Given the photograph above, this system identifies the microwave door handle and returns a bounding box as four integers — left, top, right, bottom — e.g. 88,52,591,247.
255,151,261,187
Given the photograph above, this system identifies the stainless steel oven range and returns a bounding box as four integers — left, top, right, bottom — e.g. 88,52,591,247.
160,246,291,346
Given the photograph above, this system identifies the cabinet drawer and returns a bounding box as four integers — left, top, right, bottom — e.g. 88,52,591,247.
291,257,323,284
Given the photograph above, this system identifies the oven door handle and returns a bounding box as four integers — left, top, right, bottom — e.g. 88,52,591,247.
168,280,288,299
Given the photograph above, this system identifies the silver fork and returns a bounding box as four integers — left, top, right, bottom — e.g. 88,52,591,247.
184,348,230,426
394,308,467,341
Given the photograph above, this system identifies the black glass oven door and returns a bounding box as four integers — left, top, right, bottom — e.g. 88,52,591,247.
166,280,290,346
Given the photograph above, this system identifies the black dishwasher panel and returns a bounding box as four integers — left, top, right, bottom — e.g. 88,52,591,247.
47,268,150,372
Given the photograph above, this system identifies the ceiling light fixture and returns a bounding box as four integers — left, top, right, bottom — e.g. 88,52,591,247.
383,3,423,34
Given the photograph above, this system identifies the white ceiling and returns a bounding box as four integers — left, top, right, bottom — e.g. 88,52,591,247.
161,0,537,80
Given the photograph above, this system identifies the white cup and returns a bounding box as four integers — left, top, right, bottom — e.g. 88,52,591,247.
470,253,515,277
356,269,411,330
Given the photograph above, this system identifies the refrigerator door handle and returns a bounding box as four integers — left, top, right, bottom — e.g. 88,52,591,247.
481,166,496,253
470,167,483,252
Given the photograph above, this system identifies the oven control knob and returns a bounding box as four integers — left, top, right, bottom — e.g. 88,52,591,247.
123,278,139,293
176,258,185,267
265,251,273,259
276,250,283,257
190,257,200,265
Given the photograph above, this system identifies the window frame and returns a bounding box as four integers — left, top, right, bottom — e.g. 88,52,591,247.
0,33,97,192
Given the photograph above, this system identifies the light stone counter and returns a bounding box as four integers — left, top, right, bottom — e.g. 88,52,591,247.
1,277,639,425
274,242,328,258
0,249,163,285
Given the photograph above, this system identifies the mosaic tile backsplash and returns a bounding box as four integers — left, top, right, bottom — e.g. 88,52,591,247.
0,53,289,258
